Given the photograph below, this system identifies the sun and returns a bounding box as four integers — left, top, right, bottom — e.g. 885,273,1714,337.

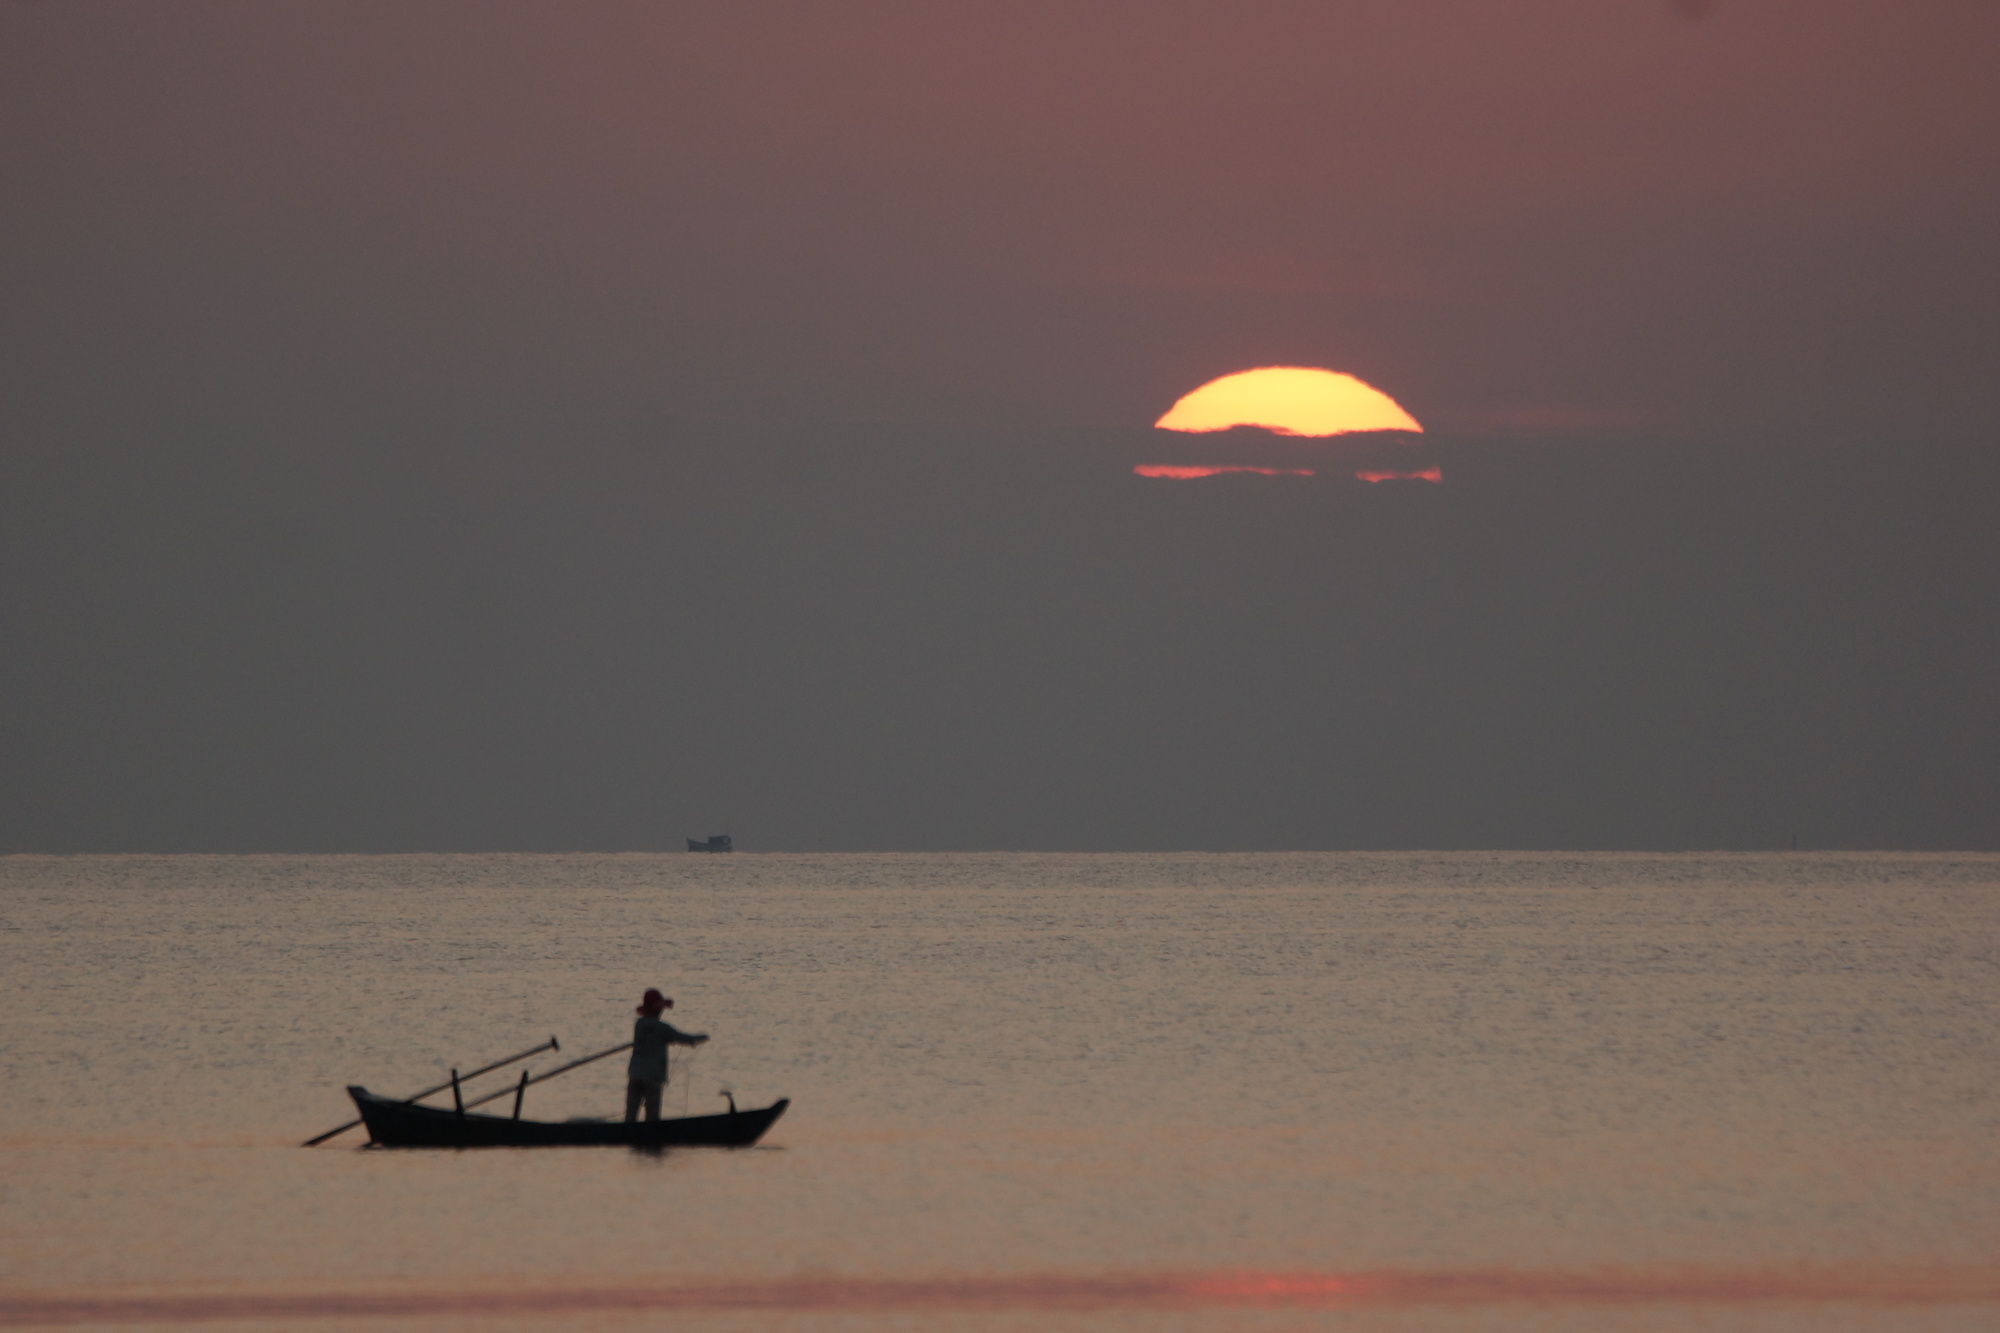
1156,367,1421,437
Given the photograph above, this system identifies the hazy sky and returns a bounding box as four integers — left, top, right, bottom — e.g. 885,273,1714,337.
4,0,1995,851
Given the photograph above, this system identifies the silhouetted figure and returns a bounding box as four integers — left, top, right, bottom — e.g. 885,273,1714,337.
625,988,708,1123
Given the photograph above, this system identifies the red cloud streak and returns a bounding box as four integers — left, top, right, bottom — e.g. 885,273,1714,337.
1355,467,1443,484
2,1264,1991,1322
1134,465,1315,479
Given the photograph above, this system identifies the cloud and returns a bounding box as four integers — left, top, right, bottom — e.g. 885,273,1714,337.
1355,467,1443,484
1134,465,1315,480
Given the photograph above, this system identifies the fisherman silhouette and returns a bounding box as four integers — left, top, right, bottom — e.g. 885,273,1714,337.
625,989,708,1123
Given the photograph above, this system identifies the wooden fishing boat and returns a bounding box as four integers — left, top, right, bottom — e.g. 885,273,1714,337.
346,1085,789,1148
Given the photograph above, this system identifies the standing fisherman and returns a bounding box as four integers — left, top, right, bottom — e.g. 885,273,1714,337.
626,988,708,1124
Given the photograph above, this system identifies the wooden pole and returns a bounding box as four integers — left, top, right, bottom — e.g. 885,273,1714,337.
511,1068,529,1120
455,1040,634,1114
450,1069,464,1117
301,1036,560,1146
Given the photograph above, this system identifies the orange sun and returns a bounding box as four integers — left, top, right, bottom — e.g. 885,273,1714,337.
1156,367,1421,437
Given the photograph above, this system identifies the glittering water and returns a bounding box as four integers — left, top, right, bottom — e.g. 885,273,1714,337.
1,852,1995,1331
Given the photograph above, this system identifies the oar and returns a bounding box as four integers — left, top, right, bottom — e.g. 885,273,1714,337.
301,1036,560,1146
454,1040,633,1113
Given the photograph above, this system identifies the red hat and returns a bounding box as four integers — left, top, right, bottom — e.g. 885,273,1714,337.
637,988,671,1014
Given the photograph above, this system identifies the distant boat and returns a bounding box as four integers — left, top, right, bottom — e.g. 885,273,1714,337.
687,834,733,853
345,1085,787,1148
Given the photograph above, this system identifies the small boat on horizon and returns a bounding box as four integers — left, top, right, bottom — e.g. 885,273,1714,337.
687,834,733,852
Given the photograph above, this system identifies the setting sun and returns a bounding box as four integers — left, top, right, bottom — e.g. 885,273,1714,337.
1156,367,1421,437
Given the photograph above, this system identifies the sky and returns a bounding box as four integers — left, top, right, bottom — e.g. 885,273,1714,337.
3,0,1995,852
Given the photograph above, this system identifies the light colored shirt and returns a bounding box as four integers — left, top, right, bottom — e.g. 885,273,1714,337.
627,1014,702,1083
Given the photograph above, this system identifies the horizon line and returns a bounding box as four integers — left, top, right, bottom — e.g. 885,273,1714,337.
4,847,1993,858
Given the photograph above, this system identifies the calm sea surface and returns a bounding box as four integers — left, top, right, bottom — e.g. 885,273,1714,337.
1,852,1994,1331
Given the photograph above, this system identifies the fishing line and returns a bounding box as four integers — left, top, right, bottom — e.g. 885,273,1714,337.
678,1046,697,1117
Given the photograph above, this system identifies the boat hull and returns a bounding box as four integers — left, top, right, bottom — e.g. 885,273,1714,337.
346,1085,788,1148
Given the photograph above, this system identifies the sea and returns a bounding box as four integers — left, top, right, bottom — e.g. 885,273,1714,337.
1,852,1994,1332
